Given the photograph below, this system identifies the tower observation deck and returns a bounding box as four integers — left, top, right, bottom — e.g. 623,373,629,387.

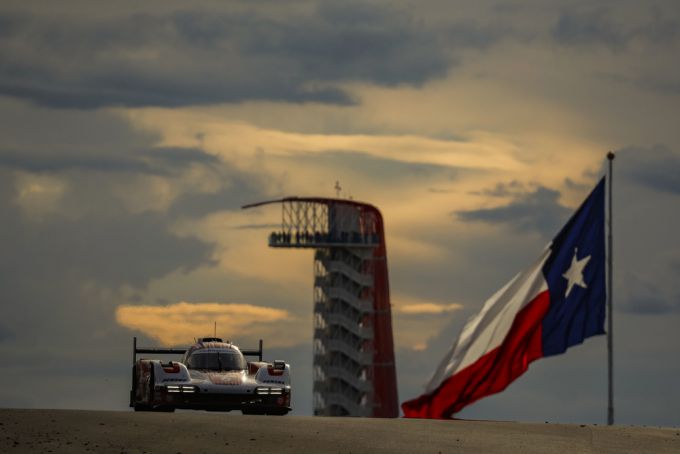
242,197,398,418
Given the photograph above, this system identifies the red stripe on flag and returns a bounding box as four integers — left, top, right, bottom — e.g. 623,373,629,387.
401,290,551,419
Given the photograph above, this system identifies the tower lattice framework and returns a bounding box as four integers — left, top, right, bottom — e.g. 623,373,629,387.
242,197,398,418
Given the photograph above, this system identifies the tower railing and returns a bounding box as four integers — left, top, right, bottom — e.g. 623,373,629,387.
322,339,372,364
315,256,374,287
315,312,374,339
322,366,373,392
322,287,373,313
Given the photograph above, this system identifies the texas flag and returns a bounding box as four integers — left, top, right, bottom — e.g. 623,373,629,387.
402,178,606,419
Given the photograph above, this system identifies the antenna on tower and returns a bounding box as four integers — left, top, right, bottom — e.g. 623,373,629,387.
334,180,342,197
214,321,217,338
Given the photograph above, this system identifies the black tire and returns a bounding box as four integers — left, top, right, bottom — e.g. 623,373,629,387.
242,408,265,415
154,406,175,413
266,409,289,416
133,364,156,411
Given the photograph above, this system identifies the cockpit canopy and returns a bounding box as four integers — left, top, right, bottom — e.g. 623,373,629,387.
186,351,246,371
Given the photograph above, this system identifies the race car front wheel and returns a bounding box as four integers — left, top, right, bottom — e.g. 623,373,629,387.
242,407,289,416
133,365,175,412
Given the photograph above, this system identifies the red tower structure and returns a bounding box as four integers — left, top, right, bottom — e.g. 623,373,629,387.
242,197,398,417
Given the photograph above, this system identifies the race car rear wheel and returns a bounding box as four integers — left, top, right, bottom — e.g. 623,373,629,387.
242,407,289,415
133,364,159,411
153,406,175,412
133,364,152,411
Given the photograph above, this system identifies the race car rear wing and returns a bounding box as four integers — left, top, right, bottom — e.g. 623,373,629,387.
132,337,264,363
241,340,264,362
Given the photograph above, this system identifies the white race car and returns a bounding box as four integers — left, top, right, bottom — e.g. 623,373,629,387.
130,337,291,415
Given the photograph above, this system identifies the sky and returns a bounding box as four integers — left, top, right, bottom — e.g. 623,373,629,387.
0,0,679,426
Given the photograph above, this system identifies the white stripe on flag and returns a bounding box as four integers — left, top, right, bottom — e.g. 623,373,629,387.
425,245,552,394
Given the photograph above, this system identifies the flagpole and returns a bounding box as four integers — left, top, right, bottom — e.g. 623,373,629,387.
606,151,615,426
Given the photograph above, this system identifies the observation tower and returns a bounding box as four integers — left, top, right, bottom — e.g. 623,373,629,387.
242,197,398,418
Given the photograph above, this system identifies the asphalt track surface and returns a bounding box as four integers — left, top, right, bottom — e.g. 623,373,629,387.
1,409,678,453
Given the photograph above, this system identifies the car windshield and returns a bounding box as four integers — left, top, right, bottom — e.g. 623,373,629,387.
186,352,246,371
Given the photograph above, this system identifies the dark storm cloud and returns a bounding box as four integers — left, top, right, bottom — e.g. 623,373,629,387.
0,152,156,174
0,105,267,295
614,145,680,195
168,181,265,218
635,76,680,97
0,323,13,343
615,249,680,315
552,7,680,50
456,186,571,237
233,3,450,86
0,106,264,218
593,71,680,99
0,147,216,175
553,10,629,49
618,273,678,314
0,170,215,289
0,2,458,109
0,149,263,288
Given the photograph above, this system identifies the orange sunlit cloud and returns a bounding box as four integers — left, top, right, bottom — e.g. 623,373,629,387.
398,303,464,315
116,301,293,346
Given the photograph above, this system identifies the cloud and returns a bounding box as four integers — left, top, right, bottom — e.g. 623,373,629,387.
398,302,464,315
552,7,680,50
0,104,270,221
563,177,591,192
595,71,680,99
618,273,677,314
634,75,680,97
1,179,217,293
392,295,468,351
0,323,13,343
116,302,290,346
616,248,680,315
0,3,456,109
553,10,629,50
614,145,680,195
229,223,281,230
287,150,467,183
0,146,217,175
455,186,571,237
0,102,271,394
468,180,528,197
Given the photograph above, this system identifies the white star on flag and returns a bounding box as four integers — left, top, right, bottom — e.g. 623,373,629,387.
562,247,591,298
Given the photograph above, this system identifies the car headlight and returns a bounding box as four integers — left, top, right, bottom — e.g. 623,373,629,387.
166,385,196,393
255,386,284,395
